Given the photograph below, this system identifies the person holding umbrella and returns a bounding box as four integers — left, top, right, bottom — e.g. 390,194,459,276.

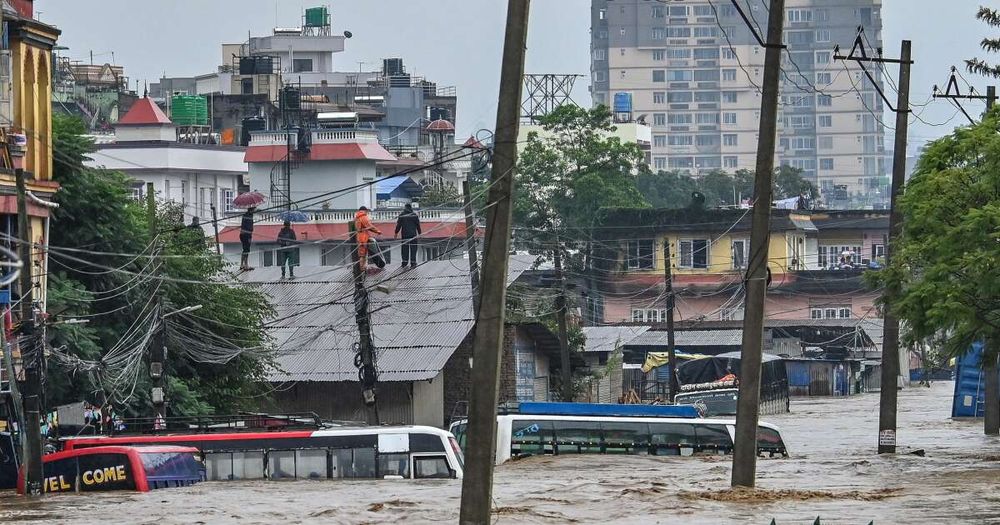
277,219,297,279
239,207,255,271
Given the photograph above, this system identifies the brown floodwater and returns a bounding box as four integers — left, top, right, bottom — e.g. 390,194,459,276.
2,381,1000,524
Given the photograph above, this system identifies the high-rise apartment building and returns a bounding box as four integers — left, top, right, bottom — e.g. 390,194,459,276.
591,0,887,207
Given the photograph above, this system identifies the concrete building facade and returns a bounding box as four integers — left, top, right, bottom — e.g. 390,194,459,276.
590,0,887,207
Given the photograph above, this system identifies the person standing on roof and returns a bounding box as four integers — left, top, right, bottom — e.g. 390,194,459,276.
277,220,297,279
354,206,381,269
239,207,255,271
394,203,421,267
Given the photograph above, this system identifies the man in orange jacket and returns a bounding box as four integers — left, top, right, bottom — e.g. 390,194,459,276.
354,206,381,269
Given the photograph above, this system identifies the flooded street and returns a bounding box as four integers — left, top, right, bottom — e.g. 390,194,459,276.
3,382,1000,524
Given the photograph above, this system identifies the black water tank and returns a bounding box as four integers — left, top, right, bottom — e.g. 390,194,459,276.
240,117,266,146
383,58,404,77
281,87,301,110
238,57,256,75
255,56,274,74
429,107,450,121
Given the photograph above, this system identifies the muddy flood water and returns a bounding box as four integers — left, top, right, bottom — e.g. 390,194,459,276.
2,381,1000,524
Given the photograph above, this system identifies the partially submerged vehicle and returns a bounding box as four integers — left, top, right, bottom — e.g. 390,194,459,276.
17,445,203,494
676,352,790,416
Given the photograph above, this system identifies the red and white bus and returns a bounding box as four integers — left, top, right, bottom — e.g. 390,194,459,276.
63,425,464,481
18,445,203,494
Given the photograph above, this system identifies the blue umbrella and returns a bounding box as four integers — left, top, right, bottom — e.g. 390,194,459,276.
278,210,309,223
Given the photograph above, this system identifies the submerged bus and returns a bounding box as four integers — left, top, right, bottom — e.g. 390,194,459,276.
449,403,787,465
18,446,203,494
63,425,464,481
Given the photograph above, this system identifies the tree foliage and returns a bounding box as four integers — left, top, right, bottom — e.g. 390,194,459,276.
514,105,649,233
967,5,1000,78
418,181,462,207
636,166,816,209
878,110,1000,360
46,114,273,416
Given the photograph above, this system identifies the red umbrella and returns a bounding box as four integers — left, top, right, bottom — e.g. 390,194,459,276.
232,191,265,209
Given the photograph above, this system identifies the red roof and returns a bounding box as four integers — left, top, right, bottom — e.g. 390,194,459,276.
462,135,485,149
426,119,455,133
118,97,172,125
244,143,396,163
218,221,477,244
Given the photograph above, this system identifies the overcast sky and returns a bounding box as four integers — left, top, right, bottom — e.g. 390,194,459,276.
39,0,994,149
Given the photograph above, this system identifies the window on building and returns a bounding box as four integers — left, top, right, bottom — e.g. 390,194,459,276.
816,72,832,84
693,27,718,38
669,5,688,16
722,91,737,103
693,5,713,17
819,245,862,268
599,8,606,20
667,113,692,124
819,136,833,149
819,158,834,170
695,113,718,125
786,9,812,22
669,157,694,169
653,91,666,104
722,69,737,81
654,157,667,170
693,69,719,82
652,49,665,61
815,29,831,42
653,134,667,147
809,306,852,320
722,48,736,60
839,308,852,319
723,134,737,146
594,71,607,82
818,115,832,127
815,9,830,22
723,156,737,169
669,48,691,59
720,5,736,17
693,48,720,60
732,239,747,269
626,240,655,270
695,92,720,103
593,49,607,61
652,70,666,83
667,27,691,38
695,134,717,146
130,183,144,202
815,51,831,64
292,58,313,73
667,135,693,145
678,239,709,269
817,94,832,107
653,113,667,126
652,27,666,40
222,189,236,213
723,112,736,124
668,91,693,103
669,70,693,81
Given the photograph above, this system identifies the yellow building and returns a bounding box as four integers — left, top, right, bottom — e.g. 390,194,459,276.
1,6,60,312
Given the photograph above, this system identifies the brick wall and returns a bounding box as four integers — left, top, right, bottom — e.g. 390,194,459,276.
441,325,517,426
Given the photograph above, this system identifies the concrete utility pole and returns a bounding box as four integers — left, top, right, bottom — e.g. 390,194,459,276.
15,168,42,496
210,204,222,256
146,182,167,424
730,0,784,489
348,222,379,426
458,1,529,522
553,244,572,401
462,179,481,316
663,240,679,401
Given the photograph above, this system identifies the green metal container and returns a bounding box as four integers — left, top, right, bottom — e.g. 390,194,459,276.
171,95,208,126
304,6,328,27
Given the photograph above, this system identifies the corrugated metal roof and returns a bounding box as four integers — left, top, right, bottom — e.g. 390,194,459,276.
239,256,533,382
581,326,650,353
629,329,744,347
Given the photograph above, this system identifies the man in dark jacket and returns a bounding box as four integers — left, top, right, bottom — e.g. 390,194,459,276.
239,207,255,271
394,203,421,266
277,220,297,279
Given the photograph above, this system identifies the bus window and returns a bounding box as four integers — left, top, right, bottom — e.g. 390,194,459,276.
352,447,377,478
648,422,696,455
757,426,786,456
267,450,295,479
205,453,233,481
510,419,554,456
552,420,602,454
413,456,451,479
601,422,650,454
695,424,732,453
140,452,203,489
295,450,328,479
233,451,264,480
378,453,410,478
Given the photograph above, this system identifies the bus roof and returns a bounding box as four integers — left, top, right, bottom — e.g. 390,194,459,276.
503,402,701,419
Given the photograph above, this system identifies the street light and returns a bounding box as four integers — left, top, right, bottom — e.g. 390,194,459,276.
162,304,202,319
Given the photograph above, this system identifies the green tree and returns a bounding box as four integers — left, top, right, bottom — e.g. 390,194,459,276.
967,6,1000,78
635,170,700,208
46,114,273,417
418,182,462,207
774,165,819,200
879,110,1000,433
514,105,649,234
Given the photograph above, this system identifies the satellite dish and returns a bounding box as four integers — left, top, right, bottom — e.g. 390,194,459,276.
344,30,353,38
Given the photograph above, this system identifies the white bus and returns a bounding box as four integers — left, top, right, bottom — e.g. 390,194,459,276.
450,413,787,465
64,425,465,481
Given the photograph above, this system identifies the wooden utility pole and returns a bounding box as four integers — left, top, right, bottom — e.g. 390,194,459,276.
348,222,379,426
210,204,222,256
663,240,678,401
458,1,529,522
730,0,784,489
15,168,42,495
462,179,480,316
553,245,572,401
